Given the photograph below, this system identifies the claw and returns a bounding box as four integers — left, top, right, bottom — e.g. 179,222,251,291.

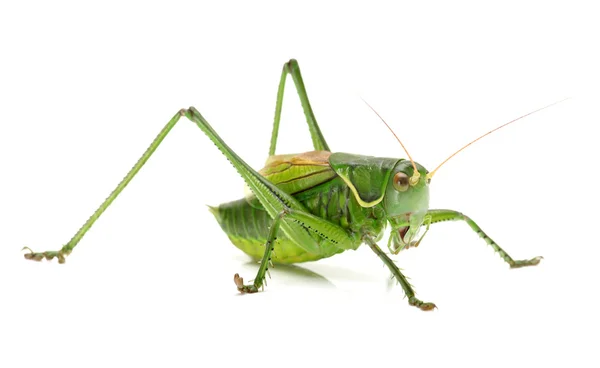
409,296,437,311
23,249,44,262
234,273,244,289
22,247,67,264
529,256,543,265
419,302,437,311
510,256,543,269
233,273,259,294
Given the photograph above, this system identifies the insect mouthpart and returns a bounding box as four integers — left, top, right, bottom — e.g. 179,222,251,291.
399,226,410,243
388,225,420,254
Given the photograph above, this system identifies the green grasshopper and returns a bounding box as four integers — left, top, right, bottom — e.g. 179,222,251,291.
24,59,554,311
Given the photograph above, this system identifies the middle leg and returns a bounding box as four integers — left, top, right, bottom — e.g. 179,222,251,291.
364,235,436,311
234,211,284,293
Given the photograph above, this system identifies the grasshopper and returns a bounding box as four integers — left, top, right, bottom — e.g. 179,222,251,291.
24,59,554,311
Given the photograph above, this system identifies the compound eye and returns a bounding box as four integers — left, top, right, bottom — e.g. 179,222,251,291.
393,172,410,192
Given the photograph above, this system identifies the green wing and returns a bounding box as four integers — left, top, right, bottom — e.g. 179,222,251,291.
245,150,337,208
246,151,401,210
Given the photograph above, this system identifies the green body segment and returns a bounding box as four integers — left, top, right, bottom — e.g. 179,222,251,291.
211,154,388,264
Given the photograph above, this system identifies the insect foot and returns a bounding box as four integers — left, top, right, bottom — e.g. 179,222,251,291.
233,273,259,293
509,256,543,268
22,247,68,264
408,296,437,311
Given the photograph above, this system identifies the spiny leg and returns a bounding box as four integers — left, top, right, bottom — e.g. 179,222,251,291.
269,59,330,155
25,104,342,263
24,110,186,263
427,209,542,268
364,235,436,311
25,60,333,262
233,200,360,293
234,212,284,293
23,107,296,262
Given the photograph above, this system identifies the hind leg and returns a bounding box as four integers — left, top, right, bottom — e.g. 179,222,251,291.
268,59,330,155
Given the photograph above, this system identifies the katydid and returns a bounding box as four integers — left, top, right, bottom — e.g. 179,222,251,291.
23,59,558,311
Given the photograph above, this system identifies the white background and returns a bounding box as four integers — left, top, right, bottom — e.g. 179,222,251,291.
1,1,599,367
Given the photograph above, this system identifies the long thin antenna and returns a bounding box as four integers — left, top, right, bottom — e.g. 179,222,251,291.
427,98,569,180
361,98,420,185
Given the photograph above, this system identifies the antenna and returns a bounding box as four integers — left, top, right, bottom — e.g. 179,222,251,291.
427,98,569,180
361,98,420,185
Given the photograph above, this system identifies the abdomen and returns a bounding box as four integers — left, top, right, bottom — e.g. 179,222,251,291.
210,198,344,263
209,180,378,264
